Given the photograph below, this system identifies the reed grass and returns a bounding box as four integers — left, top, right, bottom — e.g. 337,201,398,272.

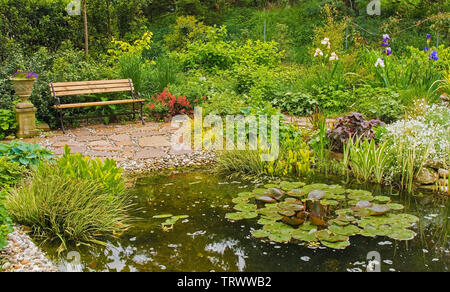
5,162,132,252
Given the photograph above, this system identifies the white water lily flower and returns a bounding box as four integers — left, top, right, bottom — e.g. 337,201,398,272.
329,52,339,61
314,48,323,57
321,38,330,45
375,58,385,68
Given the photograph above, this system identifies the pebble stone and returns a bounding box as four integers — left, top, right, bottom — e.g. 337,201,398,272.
1,227,57,272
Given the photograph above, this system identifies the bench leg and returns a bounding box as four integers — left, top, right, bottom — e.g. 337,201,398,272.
140,102,145,125
58,109,66,134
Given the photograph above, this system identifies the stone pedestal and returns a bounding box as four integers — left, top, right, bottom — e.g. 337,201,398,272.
15,102,38,138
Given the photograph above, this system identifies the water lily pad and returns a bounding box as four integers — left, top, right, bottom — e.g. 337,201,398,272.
395,214,419,224
302,184,329,193
348,190,373,201
256,196,277,203
326,185,346,194
388,228,416,241
292,229,317,242
355,200,373,208
269,232,291,243
264,184,279,189
387,203,404,210
329,224,361,236
282,216,305,226
234,203,257,212
241,212,258,219
335,208,354,215
321,199,339,206
284,198,298,203
280,181,304,191
237,192,253,198
287,189,305,198
252,188,268,195
225,212,245,221
315,230,348,243
279,202,304,212
369,204,391,216
252,229,270,238
298,222,316,231
374,196,391,203
321,239,350,249
278,210,296,217
263,222,294,234
232,197,249,204
152,214,173,219
258,217,278,225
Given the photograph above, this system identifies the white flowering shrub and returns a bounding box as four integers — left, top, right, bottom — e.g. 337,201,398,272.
382,103,450,167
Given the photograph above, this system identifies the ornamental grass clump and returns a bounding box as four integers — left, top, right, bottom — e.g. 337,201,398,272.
5,159,132,252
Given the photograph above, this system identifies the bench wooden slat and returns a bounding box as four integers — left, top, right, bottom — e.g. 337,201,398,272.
54,99,145,109
54,87,133,97
52,83,133,93
51,79,131,87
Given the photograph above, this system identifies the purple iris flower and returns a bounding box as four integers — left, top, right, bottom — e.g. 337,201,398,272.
424,47,429,52
429,50,439,61
26,72,38,79
426,34,431,39
381,42,390,47
384,47,392,56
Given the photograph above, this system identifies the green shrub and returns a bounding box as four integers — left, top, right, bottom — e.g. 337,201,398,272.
202,91,246,116
5,157,131,250
0,141,54,168
272,91,317,116
0,157,26,188
0,108,17,139
354,86,404,123
309,84,354,115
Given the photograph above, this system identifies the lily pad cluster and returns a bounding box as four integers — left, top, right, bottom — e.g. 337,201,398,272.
225,182,418,249
152,214,189,229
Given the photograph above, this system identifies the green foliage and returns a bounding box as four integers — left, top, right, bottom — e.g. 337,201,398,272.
142,55,181,95
0,157,26,188
0,188,13,250
5,156,131,251
0,141,54,167
202,91,246,116
264,137,312,178
309,84,354,115
164,16,212,51
0,108,17,139
354,86,404,123
57,146,125,197
272,91,317,116
347,137,392,184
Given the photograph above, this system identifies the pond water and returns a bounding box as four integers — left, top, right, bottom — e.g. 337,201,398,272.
42,169,449,272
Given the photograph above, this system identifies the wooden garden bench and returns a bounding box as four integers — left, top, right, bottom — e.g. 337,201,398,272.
49,79,145,133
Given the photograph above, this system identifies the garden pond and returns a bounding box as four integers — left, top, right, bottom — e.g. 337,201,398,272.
41,169,448,272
